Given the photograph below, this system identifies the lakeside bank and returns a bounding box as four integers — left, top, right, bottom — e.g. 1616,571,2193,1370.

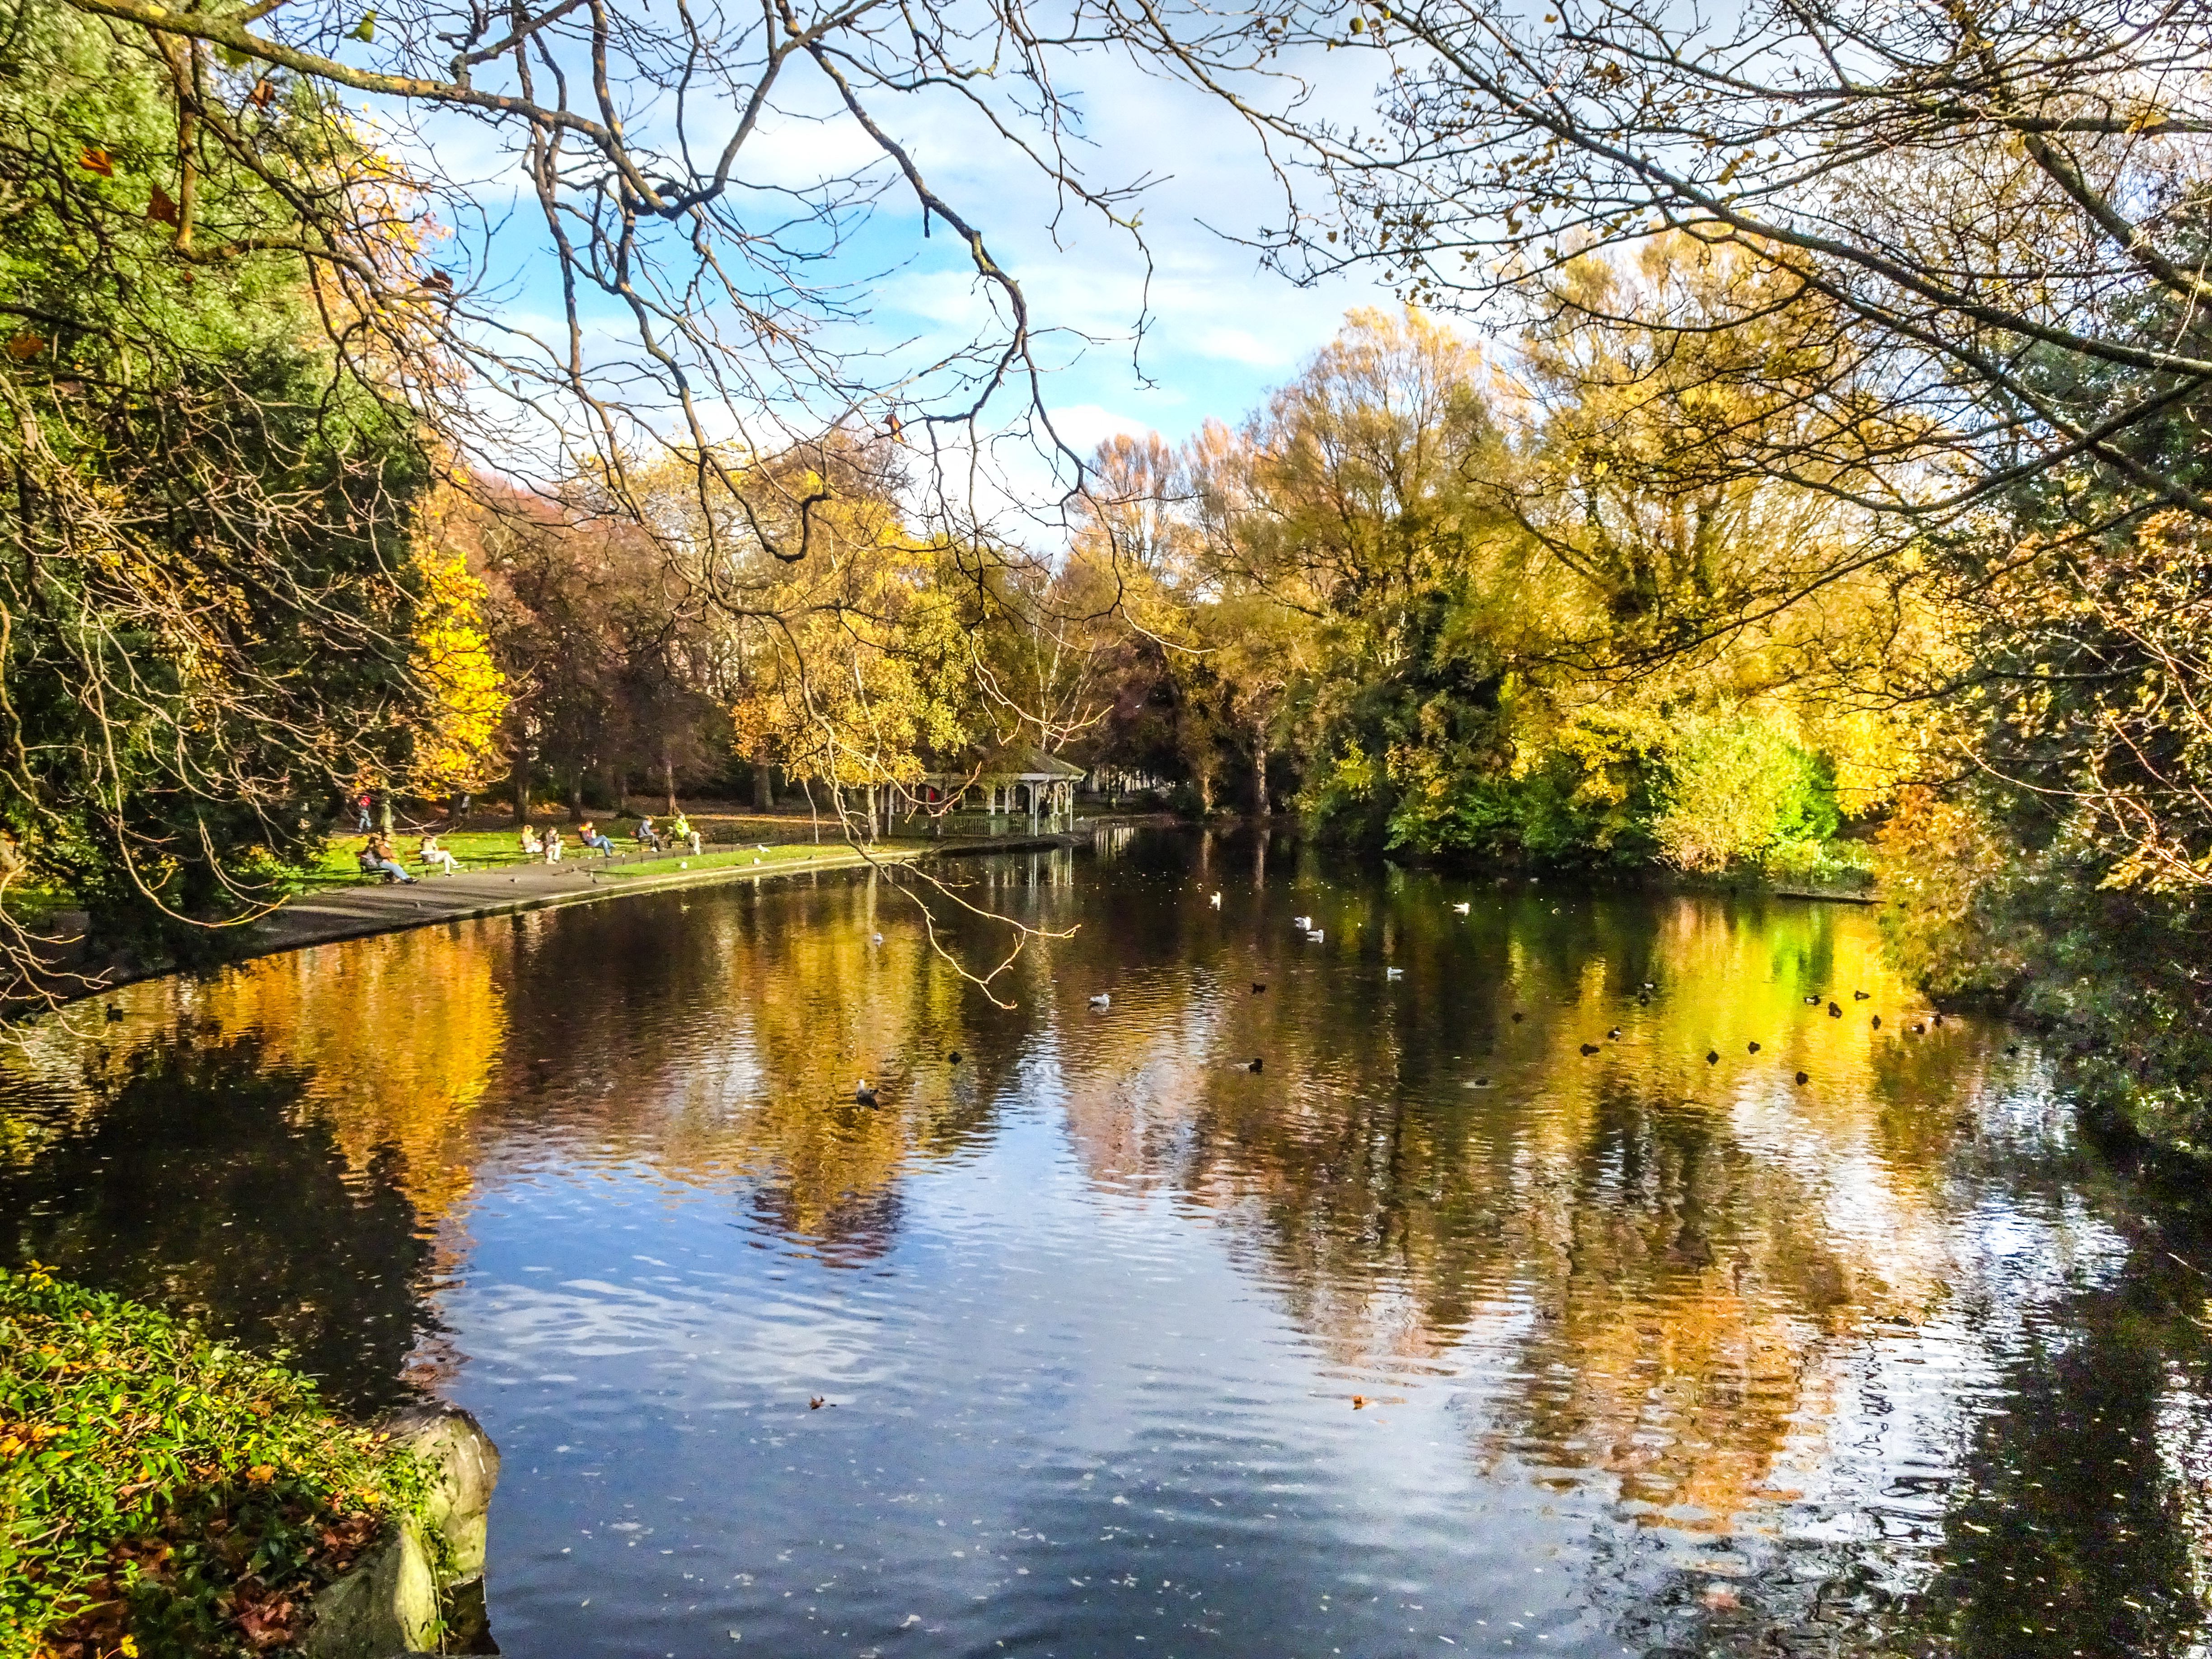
32,825,1129,1014
20,813,1884,1019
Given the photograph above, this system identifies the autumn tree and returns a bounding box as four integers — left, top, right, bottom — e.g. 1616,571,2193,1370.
1148,0,2212,528
0,0,447,1012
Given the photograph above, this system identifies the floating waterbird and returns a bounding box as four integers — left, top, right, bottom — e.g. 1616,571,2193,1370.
1871,1014,1882,1029
1637,994,1650,1007
1468,1077,1492,1088
1748,1041,1761,1054
1293,915,1313,930
870,931,884,945
854,1080,878,1105
1912,1022,1926,1034
1386,966,1404,979
1306,929,1324,943
1853,989,1870,1001
1607,1026,1622,1040
1511,1011,1525,1022
1795,1071,1809,1085
1828,1002,1842,1017
1934,1012,1945,1026
1643,980,1656,990
1090,992,1111,1008
1804,994,1823,1004
1580,1043,1600,1056
1251,982,1267,994
1706,1050,1720,1064
1246,1057,1264,1073
1209,891,1222,909
103,1004,123,1022
2006,1044,2020,1055
947,1051,961,1065
1452,902,1470,914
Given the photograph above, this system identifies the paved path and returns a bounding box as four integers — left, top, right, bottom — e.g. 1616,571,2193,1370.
243,843,927,959
39,822,1120,1009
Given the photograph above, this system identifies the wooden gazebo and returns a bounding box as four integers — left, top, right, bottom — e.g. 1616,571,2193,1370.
907,743,1087,834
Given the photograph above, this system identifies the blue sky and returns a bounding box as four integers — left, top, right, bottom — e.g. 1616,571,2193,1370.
383,34,1415,487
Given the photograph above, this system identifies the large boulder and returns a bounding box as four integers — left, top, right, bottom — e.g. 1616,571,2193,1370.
302,1403,501,1658
299,1524,440,1659
377,1403,502,1582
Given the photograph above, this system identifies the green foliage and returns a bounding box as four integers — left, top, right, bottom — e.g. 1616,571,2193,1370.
1079,298,1890,881
1863,203,2212,1156
0,0,439,1001
0,1265,428,1657
1654,715,1838,872
1879,791,2212,1157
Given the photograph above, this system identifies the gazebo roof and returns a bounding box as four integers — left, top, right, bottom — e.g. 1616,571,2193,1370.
929,743,1086,782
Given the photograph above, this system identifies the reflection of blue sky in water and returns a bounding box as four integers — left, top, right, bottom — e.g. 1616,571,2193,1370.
7,831,2212,1656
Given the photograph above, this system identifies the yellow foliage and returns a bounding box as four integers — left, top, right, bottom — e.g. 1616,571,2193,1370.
402,497,508,794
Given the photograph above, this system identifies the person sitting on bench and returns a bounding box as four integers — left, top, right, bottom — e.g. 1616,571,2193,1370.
359,837,416,884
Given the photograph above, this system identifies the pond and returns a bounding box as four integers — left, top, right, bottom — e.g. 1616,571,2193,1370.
5,828,2212,1659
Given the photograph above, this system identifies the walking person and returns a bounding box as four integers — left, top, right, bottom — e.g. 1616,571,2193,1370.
355,790,374,832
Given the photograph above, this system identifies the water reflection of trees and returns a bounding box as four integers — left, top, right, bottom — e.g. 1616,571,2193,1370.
195,925,511,1223
1626,1182,2212,1659
1055,844,1967,1535
0,1028,431,1414
137,867,1060,1265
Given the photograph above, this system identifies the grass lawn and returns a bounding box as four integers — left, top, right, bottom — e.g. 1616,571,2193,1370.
0,1266,432,1657
300,829,548,884
298,829,919,889
595,840,925,880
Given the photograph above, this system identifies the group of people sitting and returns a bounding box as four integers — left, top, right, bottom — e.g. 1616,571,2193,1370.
632,812,703,855
356,814,706,885
356,832,452,884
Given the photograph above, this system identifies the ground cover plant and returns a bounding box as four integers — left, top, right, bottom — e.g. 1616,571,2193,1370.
0,1265,431,1658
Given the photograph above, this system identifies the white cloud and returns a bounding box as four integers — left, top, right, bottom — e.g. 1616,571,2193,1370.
362,22,1417,484
1044,403,1159,455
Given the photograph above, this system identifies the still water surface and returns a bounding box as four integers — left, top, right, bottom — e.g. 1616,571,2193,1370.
6,830,2212,1658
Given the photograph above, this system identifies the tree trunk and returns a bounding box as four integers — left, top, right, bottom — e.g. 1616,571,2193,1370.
661,741,677,816
1252,723,1270,817
753,759,773,810
568,770,585,822
375,790,394,835
511,755,529,824
1196,768,1216,816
